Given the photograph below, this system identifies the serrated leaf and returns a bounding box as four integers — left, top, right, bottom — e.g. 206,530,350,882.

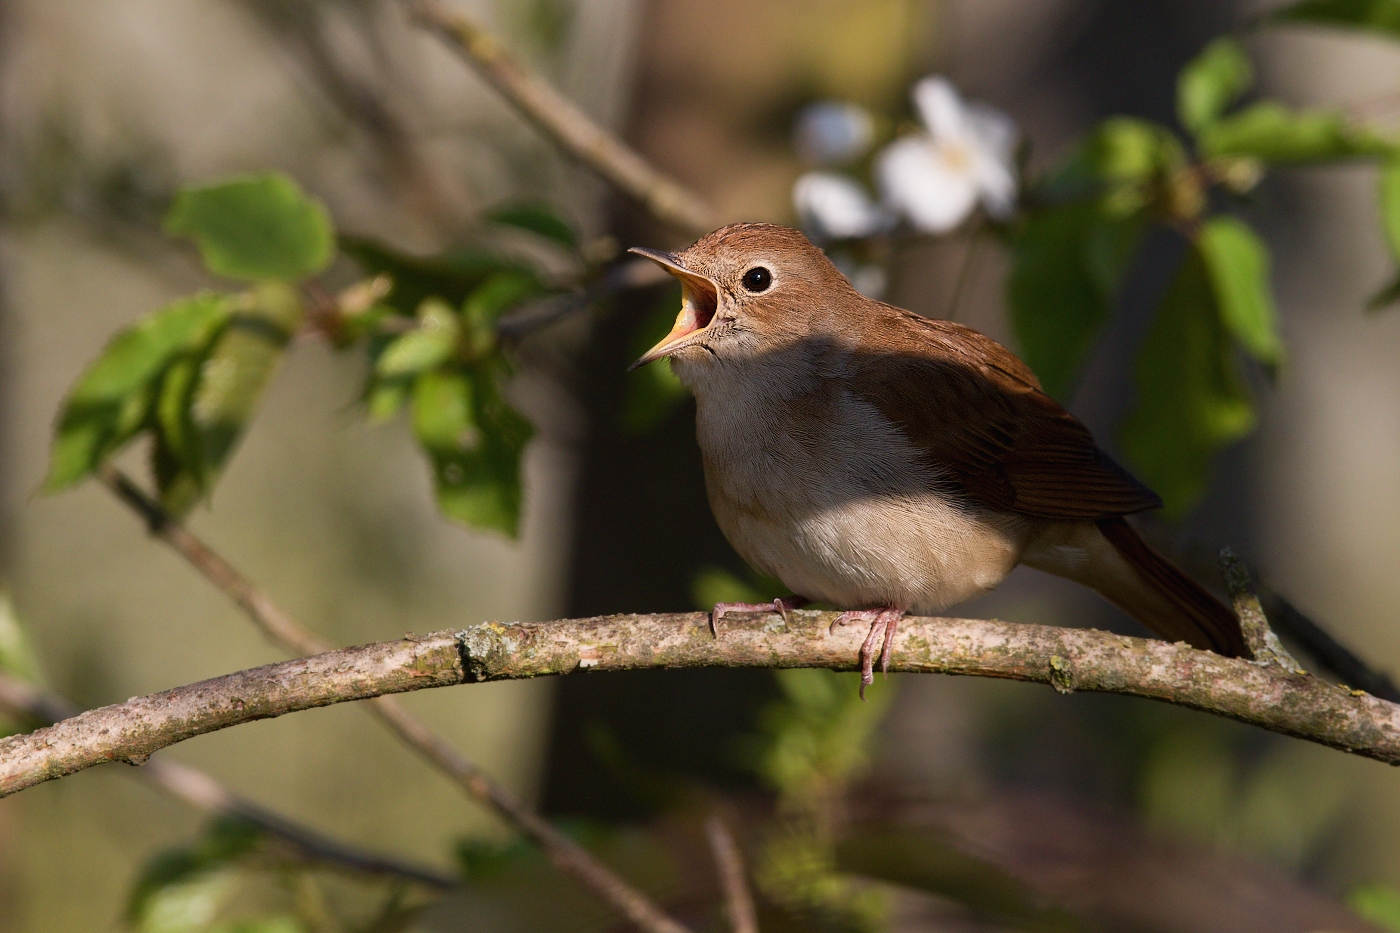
375,300,460,377
1121,243,1257,517
1178,38,1254,135
1198,102,1395,163
45,294,231,491
1197,217,1285,367
1008,203,1146,399
487,202,578,249
165,173,334,282
1264,0,1400,38
152,283,302,515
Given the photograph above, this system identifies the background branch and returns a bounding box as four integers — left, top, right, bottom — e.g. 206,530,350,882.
704,816,758,933
0,673,457,890
5,610,1400,800
96,465,694,933
406,0,714,236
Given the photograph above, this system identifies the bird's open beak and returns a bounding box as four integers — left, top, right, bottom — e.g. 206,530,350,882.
627,247,720,370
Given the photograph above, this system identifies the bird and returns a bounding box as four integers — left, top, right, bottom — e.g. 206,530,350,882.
627,222,1249,695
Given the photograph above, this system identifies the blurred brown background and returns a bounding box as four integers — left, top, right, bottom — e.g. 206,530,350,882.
3,0,1400,930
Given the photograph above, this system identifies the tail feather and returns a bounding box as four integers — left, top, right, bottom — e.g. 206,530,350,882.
1094,517,1249,659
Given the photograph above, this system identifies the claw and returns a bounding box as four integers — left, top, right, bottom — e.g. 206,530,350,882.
832,606,904,699
711,597,808,637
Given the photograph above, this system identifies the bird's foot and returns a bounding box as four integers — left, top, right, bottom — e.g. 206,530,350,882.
831,606,904,699
711,597,809,636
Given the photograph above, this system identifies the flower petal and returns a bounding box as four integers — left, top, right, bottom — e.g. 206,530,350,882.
793,172,891,239
911,76,967,142
876,136,978,234
793,101,876,166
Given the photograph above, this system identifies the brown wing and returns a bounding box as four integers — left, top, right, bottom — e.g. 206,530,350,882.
848,310,1161,519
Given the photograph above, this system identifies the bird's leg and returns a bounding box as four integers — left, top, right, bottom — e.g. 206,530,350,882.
711,596,810,636
831,606,905,698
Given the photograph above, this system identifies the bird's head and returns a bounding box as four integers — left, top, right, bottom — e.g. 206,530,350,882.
628,223,858,377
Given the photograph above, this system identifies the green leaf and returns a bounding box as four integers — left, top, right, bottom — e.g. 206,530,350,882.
1197,217,1285,368
1380,159,1400,256
623,288,691,431
375,299,460,377
486,202,578,249
1263,0,1400,38
340,235,538,317
365,377,411,422
128,818,263,926
1008,203,1146,399
165,173,334,282
45,294,231,491
0,593,42,684
1198,102,1395,163
1178,38,1253,134
462,269,545,355
1368,273,1400,311
1351,883,1400,933
1121,243,1257,517
410,366,532,536
151,283,302,515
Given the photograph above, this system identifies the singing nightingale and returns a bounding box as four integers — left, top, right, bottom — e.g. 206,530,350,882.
629,223,1248,693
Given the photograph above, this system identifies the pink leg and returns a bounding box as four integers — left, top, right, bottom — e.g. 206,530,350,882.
831,606,905,699
711,596,809,636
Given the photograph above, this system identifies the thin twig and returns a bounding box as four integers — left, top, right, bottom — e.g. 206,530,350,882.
95,465,694,933
1262,591,1400,702
705,816,758,933
405,0,714,236
1219,548,1304,672
943,223,983,322
0,673,456,890
6,611,1400,799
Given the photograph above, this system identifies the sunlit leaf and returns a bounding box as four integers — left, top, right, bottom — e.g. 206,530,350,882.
1178,38,1253,134
1263,0,1400,38
1198,102,1395,163
486,202,579,249
151,283,302,516
1351,883,1400,933
128,818,263,927
1380,159,1400,257
1008,203,1146,399
45,294,231,492
462,269,545,355
375,299,460,377
1197,216,1285,368
165,173,334,282
0,594,41,684
1121,243,1257,517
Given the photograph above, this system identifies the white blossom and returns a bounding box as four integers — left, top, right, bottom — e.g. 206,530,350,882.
793,101,875,166
792,172,892,240
875,76,1018,234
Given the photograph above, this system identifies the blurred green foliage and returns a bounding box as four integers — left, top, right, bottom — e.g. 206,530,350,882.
46,173,576,535
1010,18,1400,515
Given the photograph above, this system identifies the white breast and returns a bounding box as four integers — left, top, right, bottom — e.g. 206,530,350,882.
688,367,1028,614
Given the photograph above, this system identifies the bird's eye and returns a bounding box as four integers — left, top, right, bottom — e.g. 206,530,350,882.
741,266,772,293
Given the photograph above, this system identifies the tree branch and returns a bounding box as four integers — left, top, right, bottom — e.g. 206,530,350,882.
405,0,714,236
705,816,758,933
0,673,457,890
95,464,694,933
5,611,1400,800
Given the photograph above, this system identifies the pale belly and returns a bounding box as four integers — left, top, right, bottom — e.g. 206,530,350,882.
700,437,1032,615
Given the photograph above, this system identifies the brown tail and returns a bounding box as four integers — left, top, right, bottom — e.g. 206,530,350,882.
1093,517,1250,658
